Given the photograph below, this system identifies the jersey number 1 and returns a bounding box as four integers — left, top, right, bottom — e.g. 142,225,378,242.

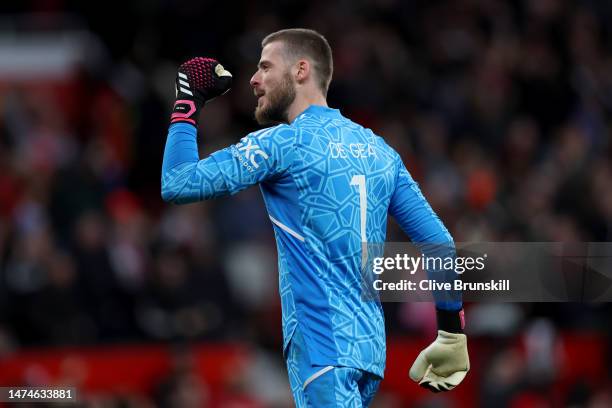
350,174,368,269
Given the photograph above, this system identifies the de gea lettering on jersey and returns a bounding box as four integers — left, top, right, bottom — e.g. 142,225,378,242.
329,142,377,159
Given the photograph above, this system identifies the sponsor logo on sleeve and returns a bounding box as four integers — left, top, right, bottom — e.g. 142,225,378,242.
230,138,270,172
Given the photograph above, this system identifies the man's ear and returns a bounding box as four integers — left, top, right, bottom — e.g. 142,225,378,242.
295,59,310,83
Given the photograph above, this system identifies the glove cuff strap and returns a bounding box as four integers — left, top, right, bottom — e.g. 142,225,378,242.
436,308,465,333
171,99,201,125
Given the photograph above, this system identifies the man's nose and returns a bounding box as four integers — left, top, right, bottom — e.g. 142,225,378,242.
250,72,259,88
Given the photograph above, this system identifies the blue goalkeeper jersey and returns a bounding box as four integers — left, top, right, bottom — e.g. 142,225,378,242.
161,105,458,377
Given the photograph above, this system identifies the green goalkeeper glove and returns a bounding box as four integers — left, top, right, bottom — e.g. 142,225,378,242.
409,309,469,392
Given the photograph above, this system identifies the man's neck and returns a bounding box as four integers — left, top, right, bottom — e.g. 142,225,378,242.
287,93,328,123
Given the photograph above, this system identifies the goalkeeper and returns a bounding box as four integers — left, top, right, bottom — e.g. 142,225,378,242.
161,28,469,406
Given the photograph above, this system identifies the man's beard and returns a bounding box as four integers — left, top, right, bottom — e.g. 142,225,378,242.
255,72,296,125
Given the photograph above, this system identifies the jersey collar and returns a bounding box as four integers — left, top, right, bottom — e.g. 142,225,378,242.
296,105,343,121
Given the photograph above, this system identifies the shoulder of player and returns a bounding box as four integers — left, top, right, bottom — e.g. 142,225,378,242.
246,124,296,141
360,126,400,158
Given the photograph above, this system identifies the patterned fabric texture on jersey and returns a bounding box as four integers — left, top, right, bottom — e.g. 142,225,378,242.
286,325,380,407
162,105,457,378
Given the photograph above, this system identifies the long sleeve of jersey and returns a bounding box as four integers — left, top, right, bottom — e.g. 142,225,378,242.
161,123,295,203
389,158,462,311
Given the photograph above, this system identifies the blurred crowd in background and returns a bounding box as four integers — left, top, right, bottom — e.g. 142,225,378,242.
1,0,612,406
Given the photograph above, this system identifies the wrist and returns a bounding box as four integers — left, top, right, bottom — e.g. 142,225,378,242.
170,99,202,125
436,308,465,334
